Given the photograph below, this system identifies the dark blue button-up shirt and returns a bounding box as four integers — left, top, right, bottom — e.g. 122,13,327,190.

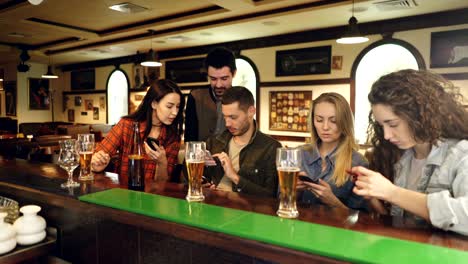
299,143,368,210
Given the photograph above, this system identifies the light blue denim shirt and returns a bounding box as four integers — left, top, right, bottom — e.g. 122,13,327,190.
299,143,368,210
393,139,468,236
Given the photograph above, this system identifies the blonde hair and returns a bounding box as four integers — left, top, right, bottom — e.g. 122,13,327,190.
311,93,358,186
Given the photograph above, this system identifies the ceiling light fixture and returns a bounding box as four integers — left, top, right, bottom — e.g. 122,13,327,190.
141,30,162,67
336,0,369,44
28,0,44,5
42,56,58,79
109,2,148,13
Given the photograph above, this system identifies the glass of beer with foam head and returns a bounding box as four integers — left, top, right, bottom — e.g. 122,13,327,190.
76,133,95,181
276,147,302,218
185,141,206,202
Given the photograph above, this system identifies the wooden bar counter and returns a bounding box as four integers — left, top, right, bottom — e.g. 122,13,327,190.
0,158,467,263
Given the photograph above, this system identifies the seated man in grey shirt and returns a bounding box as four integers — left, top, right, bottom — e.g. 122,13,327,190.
204,86,281,197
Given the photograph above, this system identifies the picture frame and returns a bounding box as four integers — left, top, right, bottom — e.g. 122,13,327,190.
93,107,99,120
99,96,105,110
132,65,144,89
430,28,468,68
4,81,16,116
269,91,312,132
165,57,207,83
332,56,343,70
75,96,82,106
68,109,75,122
71,69,95,90
28,78,50,110
276,46,331,76
85,99,93,111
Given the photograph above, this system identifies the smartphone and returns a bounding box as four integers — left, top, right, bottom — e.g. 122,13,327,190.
299,176,319,184
205,150,222,167
213,156,222,167
146,137,159,151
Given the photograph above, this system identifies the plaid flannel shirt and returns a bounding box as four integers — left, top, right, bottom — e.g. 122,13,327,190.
96,118,180,185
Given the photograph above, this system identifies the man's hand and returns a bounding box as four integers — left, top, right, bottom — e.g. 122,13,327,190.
213,152,240,184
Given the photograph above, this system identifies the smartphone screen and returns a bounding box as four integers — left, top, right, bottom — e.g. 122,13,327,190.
299,175,319,184
146,137,159,151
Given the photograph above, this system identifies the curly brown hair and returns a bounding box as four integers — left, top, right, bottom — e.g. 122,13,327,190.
367,69,468,180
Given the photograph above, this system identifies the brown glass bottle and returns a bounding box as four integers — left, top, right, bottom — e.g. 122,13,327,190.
128,122,145,191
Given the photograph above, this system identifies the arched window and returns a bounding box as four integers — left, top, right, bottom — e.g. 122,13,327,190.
353,39,425,144
107,69,129,125
233,56,260,116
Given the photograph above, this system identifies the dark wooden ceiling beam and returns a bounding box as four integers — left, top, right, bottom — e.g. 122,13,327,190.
159,8,468,59
59,8,468,71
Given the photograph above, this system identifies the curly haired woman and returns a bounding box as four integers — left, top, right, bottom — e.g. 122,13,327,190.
351,69,468,235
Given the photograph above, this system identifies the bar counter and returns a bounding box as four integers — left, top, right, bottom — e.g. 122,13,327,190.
0,159,467,263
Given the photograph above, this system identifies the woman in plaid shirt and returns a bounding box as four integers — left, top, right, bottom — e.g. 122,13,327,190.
91,79,184,185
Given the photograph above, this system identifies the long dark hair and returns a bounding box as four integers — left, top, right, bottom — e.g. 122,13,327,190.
125,79,184,138
367,69,468,180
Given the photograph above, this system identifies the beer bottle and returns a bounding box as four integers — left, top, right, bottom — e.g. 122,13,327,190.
128,122,145,191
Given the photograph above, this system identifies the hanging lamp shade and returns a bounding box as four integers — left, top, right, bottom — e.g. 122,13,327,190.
336,16,369,44
42,65,58,79
140,49,162,67
336,0,368,44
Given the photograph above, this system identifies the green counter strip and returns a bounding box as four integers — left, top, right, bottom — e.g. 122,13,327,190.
79,188,467,264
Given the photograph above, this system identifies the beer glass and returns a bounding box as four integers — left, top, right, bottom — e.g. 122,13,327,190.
276,147,302,218
76,133,95,181
185,141,206,202
58,139,80,188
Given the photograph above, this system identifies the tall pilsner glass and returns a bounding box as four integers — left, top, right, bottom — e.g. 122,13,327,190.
185,141,206,202
76,133,95,181
276,147,302,218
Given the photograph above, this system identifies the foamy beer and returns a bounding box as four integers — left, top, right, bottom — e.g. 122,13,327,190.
276,147,302,218
185,141,206,202
76,134,95,181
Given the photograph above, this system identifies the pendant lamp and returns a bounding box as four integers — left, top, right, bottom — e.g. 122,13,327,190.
141,30,162,67
42,56,58,79
336,0,369,44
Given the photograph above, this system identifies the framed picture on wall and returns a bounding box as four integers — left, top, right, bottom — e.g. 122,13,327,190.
75,96,82,106
269,91,312,132
68,109,75,122
71,69,95,90
99,96,105,110
165,57,207,83
430,28,468,68
85,99,93,111
276,46,331,76
93,107,99,120
132,65,144,89
4,81,16,116
28,78,50,110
